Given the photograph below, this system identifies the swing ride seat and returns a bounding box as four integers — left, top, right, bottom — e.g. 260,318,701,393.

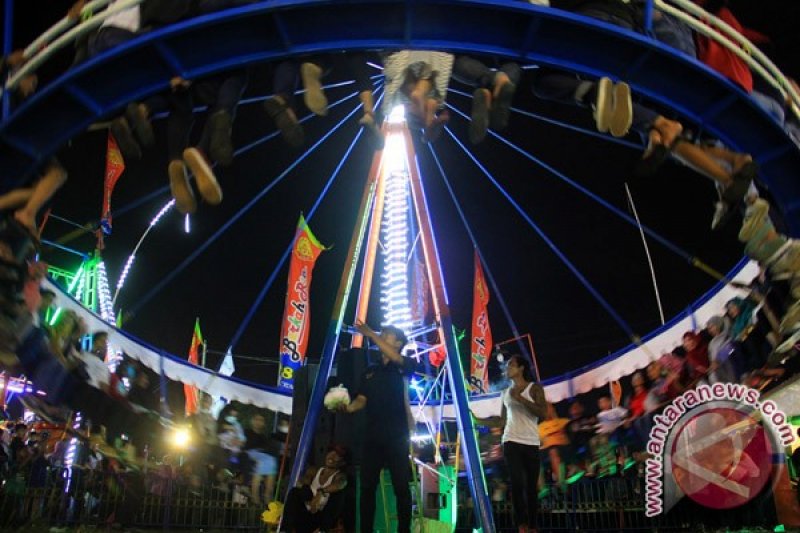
1,0,799,228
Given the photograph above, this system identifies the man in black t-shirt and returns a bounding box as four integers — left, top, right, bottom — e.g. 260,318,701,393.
341,322,414,533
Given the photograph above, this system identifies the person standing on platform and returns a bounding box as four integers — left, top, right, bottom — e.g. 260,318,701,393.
475,354,548,533
339,321,414,533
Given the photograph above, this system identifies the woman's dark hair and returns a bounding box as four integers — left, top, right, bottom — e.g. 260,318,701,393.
509,354,534,382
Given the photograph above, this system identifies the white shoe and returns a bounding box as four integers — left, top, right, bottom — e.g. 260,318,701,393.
183,148,222,205
301,62,328,116
594,77,614,133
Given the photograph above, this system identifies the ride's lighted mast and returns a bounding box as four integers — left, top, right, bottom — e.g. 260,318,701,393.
380,163,413,334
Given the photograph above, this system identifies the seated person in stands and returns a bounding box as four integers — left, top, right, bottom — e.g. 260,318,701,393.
566,400,595,471
706,315,737,383
538,403,570,484
243,412,277,506
595,396,628,449
680,331,710,384
280,444,349,533
623,372,651,448
644,359,683,414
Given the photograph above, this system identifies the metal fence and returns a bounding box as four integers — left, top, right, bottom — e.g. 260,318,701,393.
0,466,269,531
0,464,777,531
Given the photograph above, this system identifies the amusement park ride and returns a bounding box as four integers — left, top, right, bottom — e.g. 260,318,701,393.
4,0,800,530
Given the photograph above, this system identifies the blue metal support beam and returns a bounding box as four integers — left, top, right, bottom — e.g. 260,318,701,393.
286,140,382,490
402,123,495,531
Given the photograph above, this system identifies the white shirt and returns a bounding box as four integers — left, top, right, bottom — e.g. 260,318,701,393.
502,383,541,446
102,1,141,32
75,351,111,390
595,407,628,434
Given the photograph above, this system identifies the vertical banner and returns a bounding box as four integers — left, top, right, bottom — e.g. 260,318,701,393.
101,132,126,234
183,318,203,416
469,252,493,394
278,216,327,390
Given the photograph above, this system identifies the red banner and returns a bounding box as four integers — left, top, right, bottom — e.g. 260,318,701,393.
277,216,327,390
469,252,493,394
183,318,203,416
101,132,125,233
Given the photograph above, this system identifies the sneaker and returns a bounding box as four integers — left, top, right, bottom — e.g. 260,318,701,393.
609,81,632,137
207,110,234,166
109,117,142,161
469,88,490,145
711,201,728,230
183,148,223,205
168,160,197,214
264,96,304,148
594,77,614,133
301,62,328,116
359,113,384,150
125,102,154,148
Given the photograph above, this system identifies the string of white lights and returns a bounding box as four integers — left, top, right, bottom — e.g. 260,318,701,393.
380,124,413,334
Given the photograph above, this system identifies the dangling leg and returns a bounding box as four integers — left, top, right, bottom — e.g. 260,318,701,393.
14,161,67,237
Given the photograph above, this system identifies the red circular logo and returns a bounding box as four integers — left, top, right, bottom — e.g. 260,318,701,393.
671,407,772,509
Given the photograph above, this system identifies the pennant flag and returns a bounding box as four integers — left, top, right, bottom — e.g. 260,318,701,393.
610,380,623,408
219,347,235,377
469,252,493,394
277,215,327,390
101,132,126,234
211,347,236,418
183,318,203,416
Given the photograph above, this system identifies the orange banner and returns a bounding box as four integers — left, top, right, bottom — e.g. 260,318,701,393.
183,318,203,416
278,216,327,390
101,132,125,233
469,252,492,394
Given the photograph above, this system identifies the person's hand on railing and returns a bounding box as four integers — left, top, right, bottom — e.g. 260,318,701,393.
67,0,88,22
6,50,27,69
18,74,38,98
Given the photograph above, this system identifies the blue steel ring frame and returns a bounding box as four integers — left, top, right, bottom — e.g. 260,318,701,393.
2,1,799,530
1,0,800,230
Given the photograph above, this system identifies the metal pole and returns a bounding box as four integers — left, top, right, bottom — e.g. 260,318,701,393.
625,183,665,325
2,0,13,120
286,147,381,490
351,133,386,349
201,340,207,368
643,0,654,33
402,123,494,532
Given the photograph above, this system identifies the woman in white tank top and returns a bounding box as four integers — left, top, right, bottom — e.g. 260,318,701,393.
475,354,548,533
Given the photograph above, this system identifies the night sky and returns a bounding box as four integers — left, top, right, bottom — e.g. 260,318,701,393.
4,1,799,391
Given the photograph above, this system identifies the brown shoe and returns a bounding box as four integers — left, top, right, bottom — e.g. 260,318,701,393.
183,147,222,205
168,159,196,214
264,96,304,148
